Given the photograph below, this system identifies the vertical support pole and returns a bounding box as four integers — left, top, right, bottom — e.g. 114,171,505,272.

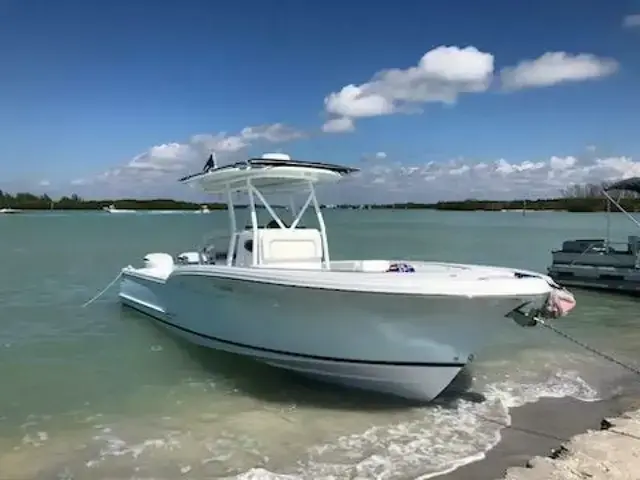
604,190,640,228
605,194,611,249
226,186,236,266
247,180,259,266
309,181,330,269
289,195,296,221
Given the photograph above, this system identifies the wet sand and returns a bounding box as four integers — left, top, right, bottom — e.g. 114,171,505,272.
442,384,640,480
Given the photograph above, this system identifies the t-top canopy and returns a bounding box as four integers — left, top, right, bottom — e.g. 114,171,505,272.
604,177,640,195
178,153,359,194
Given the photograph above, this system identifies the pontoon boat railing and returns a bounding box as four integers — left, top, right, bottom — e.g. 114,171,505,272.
602,189,640,230
566,240,639,266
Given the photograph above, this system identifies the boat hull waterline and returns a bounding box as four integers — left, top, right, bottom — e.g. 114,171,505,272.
119,262,560,402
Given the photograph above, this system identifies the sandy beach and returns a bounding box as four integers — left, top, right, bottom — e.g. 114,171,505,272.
442,378,640,480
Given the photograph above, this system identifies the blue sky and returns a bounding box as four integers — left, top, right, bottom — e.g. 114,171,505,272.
1,0,639,201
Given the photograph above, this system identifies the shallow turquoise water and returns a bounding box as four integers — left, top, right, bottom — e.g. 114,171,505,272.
1,210,639,479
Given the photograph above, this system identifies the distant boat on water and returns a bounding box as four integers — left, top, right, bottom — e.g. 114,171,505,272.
0,208,22,214
146,210,185,215
102,204,136,214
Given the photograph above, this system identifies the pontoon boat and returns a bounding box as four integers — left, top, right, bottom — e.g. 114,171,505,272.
119,153,576,402
548,178,640,294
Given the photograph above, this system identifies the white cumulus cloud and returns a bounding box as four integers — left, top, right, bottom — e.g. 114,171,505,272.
332,153,640,204
34,148,640,204
321,47,620,132
322,46,495,132
76,123,305,192
322,117,354,133
499,52,619,90
623,14,640,28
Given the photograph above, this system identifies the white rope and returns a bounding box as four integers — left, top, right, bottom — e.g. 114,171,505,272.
82,271,124,308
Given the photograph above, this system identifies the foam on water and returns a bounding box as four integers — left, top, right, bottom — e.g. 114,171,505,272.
42,369,595,480
250,372,598,480
0,345,610,480
228,370,599,480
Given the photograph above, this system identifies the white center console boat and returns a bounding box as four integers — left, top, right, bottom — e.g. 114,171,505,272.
119,153,576,402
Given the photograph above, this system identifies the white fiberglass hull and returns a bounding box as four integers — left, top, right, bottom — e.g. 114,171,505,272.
119,262,553,402
0,208,22,214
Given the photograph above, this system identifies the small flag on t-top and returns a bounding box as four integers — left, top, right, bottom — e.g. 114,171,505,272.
203,152,217,172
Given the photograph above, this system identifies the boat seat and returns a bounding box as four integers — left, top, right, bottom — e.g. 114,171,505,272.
259,228,323,269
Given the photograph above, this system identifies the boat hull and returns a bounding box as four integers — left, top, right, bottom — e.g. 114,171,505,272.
119,269,547,402
0,208,22,214
119,298,464,401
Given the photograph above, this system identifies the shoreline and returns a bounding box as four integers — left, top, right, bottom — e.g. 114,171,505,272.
440,388,640,480
504,408,640,479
